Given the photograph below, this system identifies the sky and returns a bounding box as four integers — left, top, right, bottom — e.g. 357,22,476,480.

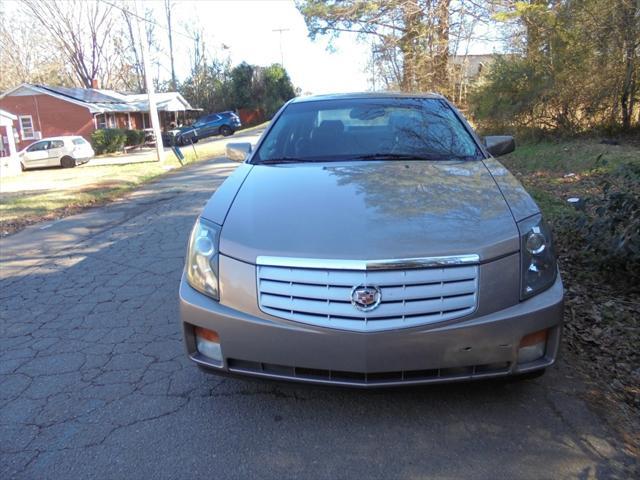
150,0,502,94
5,0,502,94
161,0,372,94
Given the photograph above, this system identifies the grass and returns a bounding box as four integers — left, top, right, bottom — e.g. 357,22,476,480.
500,137,640,220
1,161,184,236
0,124,267,236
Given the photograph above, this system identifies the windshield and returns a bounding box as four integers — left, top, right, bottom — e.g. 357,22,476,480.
253,98,481,163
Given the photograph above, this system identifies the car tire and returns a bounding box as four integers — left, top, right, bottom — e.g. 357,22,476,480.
60,156,76,168
220,125,233,137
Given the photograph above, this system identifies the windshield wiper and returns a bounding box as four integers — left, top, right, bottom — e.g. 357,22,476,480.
257,157,347,165
256,157,310,164
257,153,480,164
353,153,475,161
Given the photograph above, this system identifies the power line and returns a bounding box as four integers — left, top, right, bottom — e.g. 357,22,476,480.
100,0,232,67
99,0,198,42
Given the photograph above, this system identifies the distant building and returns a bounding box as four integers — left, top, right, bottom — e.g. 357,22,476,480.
449,54,499,105
0,84,199,151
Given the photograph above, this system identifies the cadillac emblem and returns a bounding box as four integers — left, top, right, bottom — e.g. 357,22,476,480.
350,285,382,312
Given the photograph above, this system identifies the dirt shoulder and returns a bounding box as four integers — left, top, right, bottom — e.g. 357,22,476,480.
501,137,640,452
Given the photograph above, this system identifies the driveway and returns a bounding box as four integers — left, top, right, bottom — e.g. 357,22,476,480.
0,156,637,479
87,125,266,168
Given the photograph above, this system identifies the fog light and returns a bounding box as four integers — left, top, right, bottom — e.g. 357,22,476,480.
517,329,548,364
195,326,222,362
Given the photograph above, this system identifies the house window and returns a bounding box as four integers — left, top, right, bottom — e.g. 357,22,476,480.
19,115,35,140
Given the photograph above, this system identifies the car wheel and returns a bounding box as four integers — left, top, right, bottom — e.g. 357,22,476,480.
60,156,76,168
220,125,233,137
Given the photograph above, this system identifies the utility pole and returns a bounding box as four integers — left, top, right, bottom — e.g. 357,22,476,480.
371,45,382,92
134,0,164,162
371,47,376,91
272,28,290,68
164,0,177,91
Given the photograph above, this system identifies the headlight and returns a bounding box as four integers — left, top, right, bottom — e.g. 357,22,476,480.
518,214,557,299
185,217,221,300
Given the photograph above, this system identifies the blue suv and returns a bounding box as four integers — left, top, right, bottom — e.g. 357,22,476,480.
171,111,242,145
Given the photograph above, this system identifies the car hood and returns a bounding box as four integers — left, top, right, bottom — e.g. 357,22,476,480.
214,160,521,264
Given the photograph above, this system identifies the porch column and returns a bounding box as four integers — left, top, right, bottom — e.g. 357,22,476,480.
0,120,20,176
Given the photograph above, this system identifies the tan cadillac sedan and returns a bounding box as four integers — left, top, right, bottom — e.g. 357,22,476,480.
179,93,563,387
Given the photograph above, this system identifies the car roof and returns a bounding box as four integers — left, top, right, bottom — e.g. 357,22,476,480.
34,136,83,141
289,91,446,104
200,111,233,117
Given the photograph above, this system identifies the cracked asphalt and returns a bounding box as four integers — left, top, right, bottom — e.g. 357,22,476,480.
1,156,638,479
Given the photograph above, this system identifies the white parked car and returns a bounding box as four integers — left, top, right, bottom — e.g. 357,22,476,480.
19,136,94,170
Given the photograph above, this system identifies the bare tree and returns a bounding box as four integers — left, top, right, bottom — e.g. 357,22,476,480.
121,6,146,92
0,9,73,89
21,0,116,88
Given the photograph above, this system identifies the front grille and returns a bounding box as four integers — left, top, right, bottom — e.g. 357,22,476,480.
257,262,478,332
227,358,511,386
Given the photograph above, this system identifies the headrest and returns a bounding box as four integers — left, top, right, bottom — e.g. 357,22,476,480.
317,120,345,135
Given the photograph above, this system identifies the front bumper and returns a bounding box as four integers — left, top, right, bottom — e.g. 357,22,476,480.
179,268,564,388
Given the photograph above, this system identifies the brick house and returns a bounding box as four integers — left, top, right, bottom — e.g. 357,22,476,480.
0,84,198,151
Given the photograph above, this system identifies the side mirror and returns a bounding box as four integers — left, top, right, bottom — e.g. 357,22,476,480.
226,142,252,162
484,135,515,157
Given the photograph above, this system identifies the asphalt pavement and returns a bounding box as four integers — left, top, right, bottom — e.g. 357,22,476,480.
1,155,637,479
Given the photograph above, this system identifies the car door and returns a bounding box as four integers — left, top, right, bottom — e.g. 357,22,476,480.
198,115,219,138
207,115,223,136
190,118,206,138
22,141,50,168
46,139,66,166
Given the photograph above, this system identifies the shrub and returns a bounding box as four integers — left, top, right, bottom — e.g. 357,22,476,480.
91,129,126,154
567,161,640,286
124,129,145,147
91,129,146,154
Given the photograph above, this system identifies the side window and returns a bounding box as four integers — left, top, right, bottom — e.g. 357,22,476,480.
27,141,49,152
96,114,107,129
19,115,36,140
50,140,64,148
72,138,86,145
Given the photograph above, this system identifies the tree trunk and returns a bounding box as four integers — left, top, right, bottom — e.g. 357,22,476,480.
400,0,420,91
524,0,547,59
434,0,450,93
619,0,638,130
